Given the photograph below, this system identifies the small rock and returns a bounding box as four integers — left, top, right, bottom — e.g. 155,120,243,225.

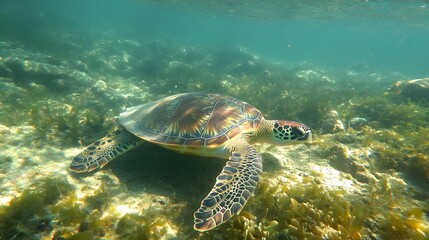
402,78,429,103
349,117,367,130
332,119,345,132
261,153,282,172
387,78,429,104
323,110,345,133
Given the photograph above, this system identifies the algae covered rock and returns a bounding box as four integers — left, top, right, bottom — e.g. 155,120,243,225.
401,78,429,103
322,110,345,133
324,144,374,183
386,78,429,105
0,48,91,91
349,117,367,130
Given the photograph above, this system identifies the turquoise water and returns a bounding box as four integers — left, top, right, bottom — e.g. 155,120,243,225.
2,0,428,75
0,1,428,239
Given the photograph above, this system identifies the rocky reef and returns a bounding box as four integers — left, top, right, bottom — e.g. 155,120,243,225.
0,26,428,240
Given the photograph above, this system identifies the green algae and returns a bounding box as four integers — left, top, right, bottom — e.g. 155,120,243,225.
359,126,429,181
0,177,74,240
314,89,429,185
212,98,428,239
115,211,179,240
380,208,429,240
351,96,427,129
197,169,427,240
1,32,428,240
197,173,367,240
84,182,112,212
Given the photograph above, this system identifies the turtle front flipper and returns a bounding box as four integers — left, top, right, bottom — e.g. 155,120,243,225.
193,140,263,231
69,129,143,173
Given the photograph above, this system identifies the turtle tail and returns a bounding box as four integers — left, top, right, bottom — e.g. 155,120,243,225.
69,129,143,173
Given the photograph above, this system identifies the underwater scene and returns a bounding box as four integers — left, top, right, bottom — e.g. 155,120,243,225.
0,0,428,239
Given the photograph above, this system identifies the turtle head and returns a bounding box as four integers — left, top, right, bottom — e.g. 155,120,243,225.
270,120,312,145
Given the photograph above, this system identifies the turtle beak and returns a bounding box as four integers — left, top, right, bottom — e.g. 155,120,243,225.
302,127,313,143
294,123,312,143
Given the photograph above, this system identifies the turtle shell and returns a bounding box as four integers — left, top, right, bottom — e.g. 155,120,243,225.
118,92,262,147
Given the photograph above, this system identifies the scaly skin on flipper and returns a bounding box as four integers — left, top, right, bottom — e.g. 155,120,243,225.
193,139,263,231
69,129,143,173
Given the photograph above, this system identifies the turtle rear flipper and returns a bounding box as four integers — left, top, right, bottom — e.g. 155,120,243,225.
193,140,263,231
69,130,143,173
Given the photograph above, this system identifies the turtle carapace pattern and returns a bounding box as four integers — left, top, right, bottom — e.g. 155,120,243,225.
69,92,312,231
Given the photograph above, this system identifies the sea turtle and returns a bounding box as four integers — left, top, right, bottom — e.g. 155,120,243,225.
69,92,312,231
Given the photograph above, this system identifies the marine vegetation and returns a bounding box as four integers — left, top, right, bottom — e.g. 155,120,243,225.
0,27,428,239
0,178,74,240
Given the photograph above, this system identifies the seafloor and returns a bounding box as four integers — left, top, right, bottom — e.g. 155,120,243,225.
0,27,428,240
